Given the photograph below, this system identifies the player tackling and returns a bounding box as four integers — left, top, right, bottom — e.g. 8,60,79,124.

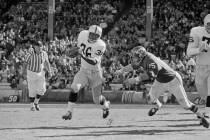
117,46,209,128
62,25,110,120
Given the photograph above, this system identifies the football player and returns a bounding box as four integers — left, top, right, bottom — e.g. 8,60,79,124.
62,25,110,120
117,46,209,128
187,14,210,118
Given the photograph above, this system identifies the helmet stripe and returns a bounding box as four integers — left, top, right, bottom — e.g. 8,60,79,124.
94,26,97,34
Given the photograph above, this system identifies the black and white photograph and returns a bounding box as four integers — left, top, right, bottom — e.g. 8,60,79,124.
0,0,210,140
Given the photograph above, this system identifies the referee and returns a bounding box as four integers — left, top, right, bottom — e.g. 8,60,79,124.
23,40,52,111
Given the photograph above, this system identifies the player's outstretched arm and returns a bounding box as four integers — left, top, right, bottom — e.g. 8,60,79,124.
115,64,133,75
125,76,142,85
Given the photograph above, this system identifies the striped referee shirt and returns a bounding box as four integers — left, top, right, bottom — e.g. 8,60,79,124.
25,51,45,73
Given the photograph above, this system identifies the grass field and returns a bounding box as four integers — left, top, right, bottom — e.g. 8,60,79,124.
0,103,209,140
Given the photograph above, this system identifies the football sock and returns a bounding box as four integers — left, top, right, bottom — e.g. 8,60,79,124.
34,98,40,105
155,99,162,109
30,102,34,107
34,94,41,104
206,96,210,107
68,101,75,112
29,97,35,107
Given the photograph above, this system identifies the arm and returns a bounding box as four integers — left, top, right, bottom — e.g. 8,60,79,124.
147,71,156,81
146,59,159,81
22,52,31,80
44,52,52,76
187,28,206,57
22,62,28,80
116,64,134,74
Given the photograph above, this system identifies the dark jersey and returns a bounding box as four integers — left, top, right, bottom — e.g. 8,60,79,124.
140,52,176,83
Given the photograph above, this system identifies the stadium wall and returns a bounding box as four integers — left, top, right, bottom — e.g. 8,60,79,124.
0,88,205,105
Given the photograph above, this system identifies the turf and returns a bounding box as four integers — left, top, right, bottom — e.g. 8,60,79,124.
0,104,209,140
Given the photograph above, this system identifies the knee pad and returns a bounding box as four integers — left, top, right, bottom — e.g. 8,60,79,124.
69,91,78,102
206,96,210,107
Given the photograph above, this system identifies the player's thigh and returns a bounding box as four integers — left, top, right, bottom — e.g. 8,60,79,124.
168,76,192,108
71,70,88,92
149,80,164,102
89,70,103,102
205,66,210,96
91,84,103,104
90,70,103,88
195,66,208,97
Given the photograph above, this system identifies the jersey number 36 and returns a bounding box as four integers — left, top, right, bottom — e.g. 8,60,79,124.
81,43,103,57
81,43,91,57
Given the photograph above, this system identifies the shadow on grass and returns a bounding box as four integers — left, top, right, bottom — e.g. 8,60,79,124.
166,124,201,127
155,113,171,116
0,123,204,138
36,128,200,138
178,112,194,115
0,124,148,131
136,118,198,123
0,118,199,131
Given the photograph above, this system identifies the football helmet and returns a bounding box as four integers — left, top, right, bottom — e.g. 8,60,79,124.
131,46,147,60
88,25,102,43
204,14,210,34
131,46,147,68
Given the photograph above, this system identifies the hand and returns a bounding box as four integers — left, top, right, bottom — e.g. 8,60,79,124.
200,41,209,52
125,78,137,85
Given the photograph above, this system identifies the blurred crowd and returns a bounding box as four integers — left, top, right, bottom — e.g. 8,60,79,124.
0,0,208,93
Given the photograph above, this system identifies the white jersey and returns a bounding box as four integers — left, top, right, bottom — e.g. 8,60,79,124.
187,26,210,65
77,30,106,70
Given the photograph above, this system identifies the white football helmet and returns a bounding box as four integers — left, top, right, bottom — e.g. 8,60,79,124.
88,25,102,43
204,14,210,33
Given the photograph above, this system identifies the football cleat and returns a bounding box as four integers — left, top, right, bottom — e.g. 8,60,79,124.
34,103,40,111
197,112,209,119
103,101,110,119
148,107,159,116
103,108,109,119
62,111,72,120
199,117,209,128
